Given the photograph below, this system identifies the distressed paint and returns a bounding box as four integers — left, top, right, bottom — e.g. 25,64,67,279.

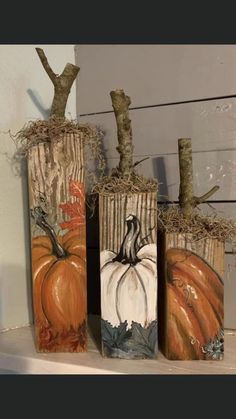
99,192,158,359
158,233,224,360
28,133,84,233
27,134,87,352
101,243,157,328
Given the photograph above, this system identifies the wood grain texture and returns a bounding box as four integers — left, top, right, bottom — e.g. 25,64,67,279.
99,192,158,359
28,132,84,235
27,133,87,353
99,192,157,253
158,233,224,360
165,233,225,278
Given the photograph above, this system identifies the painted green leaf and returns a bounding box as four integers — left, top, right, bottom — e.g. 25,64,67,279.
101,318,157,359
127,320,158,357
202,329,224,360
101,319,129,349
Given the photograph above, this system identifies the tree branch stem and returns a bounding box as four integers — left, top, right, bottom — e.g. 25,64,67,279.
36,48,57,84
36,47,80,118
178,138,220,218
193,186,220,205
110,89,133,175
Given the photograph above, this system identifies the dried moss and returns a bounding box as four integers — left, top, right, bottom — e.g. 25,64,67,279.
92,168,158,195
10,116,106,191
157,205,236,243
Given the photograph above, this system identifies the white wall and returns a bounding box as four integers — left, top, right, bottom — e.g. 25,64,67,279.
76,45,236,329
0,45,77,330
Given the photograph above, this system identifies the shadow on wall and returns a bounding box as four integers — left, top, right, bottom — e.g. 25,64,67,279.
0,264,32,330
74,49,109,179
0,154,33,331
27,89,50,120
20,158,34,326
152,156,169,201
86,201,101,316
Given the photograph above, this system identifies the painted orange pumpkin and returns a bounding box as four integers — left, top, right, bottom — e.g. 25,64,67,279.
165,248,224,360
31,208,86,336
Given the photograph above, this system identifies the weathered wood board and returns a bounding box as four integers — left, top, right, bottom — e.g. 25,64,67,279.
27,133,87,352
99,191,158,359
158,233,224,360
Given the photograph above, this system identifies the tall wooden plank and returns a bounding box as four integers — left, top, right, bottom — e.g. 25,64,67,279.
27,133,87,352
99,191,158,359
158,233,224,360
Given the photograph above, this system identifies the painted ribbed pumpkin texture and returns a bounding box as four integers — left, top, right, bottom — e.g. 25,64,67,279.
101,243,157,328
165,248,224,360
100,214,158,359
30,181,87,352
32,227,86,333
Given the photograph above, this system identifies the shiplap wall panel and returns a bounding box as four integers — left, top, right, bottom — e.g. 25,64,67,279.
75,45,236,114
76,45,236,329
79,98,236,157
101,150,236,202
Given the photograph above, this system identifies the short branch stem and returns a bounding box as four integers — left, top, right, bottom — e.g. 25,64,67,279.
110,89,133,175
193,185,219,205
178,138,220,218
36,47,80,118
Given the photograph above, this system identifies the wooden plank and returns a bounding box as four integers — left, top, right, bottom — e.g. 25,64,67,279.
99,192,158,359
75,45,236,114
28,133,84,230
158,233,224,360
27,133,87,352
225,254,236,330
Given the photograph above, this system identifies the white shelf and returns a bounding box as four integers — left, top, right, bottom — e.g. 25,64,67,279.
0,317,235,374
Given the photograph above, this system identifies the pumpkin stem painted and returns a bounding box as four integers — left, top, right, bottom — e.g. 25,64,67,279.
113,214,141,265
31,207,66,258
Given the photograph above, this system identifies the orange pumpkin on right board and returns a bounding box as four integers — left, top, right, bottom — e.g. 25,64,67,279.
164,248,224,360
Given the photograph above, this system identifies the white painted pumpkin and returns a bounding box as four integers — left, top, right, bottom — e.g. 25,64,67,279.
100,215,157,328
